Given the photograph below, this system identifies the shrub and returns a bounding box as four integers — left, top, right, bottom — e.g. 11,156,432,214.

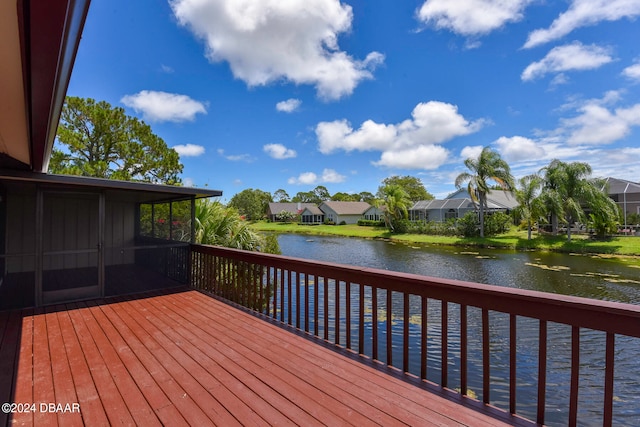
484,212,512,236
339,221,347,225
457,212,479,237
390,219,411,234
358,219,385,227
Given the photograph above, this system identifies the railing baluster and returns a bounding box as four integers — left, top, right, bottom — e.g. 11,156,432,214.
272,266,277,319
604,332,615,427
304,272,309,333
295,271,300,329
359,284,364,354
372,286,378,361
461,304,468,396
537,320,547,425
387,290,393,366
335,279,340,346
403,293,409,373
346,282,351,350
211,254,216,293
482,308,489,404
287,269,292,325
509,313,516,414
569,325,580,426
421,296,427,380
259,264,265,314
442,300,448,388
324,277,329,341
314,275,319,336
235,260,240,303
280,268,285,322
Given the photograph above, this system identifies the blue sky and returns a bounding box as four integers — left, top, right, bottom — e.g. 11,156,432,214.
66,0,640,201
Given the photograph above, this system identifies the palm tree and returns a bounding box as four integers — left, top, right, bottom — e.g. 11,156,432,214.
540,160,618,241
195,199,264,250
380,184,411,232
515,174,544,240
455,147,514,238
587,178,620,238
538,160,564,236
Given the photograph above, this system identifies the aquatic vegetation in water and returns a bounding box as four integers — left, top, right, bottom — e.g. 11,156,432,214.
525,262,571,272
604,278,640,284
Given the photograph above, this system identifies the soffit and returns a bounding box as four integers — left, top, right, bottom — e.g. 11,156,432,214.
0,0,30,167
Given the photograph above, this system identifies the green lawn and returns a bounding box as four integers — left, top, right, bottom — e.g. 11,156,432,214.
250,221,640,257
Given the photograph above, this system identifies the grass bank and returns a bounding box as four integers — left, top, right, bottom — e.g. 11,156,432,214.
250,221,640,258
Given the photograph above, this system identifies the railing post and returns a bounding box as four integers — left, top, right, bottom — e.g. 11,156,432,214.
403,293,409,373
442,300,448,388
509,313,516,414
482,308,489,404
569,325,580,426
335,279,340,346
372,286,378,361
537,320,547,425
387,290,393,367
346,282,351,350
604,332,615,427
461,304,468,396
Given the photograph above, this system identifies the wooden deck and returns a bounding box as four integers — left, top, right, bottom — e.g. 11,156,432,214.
1,289,533,426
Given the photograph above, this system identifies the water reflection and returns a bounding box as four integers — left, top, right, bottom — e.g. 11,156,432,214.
273,234,640,426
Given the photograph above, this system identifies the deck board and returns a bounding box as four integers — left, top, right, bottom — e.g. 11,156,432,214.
1,288,532,426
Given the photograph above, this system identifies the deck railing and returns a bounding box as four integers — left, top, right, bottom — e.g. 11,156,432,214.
190,244,640,426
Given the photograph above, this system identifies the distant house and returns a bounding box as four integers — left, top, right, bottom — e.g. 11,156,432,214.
363,205,385,222
266,202,324,224
319,201,371,224
409,198,476,222
409,190,518,222
603,177,640,224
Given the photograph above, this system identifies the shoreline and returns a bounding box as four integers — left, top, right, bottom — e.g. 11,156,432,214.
250,222,640,263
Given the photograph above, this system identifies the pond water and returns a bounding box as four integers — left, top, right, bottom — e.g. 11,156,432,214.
276,234,640,426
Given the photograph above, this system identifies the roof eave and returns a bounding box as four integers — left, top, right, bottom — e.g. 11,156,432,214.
20,0,92,172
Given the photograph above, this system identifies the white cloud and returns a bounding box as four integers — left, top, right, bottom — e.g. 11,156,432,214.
374,145,450,170
172,143,205,157
263,143,297,159
321,168,346,183
316,101,484,170
121,90,207,122
460,145,483,161
561,103,640,145
288,172,318,185
160,64,174,73
170,0,384,100
521,42,613,81
494,136,545,162
524,0,640,49
416,0,531,36
217,148,255,162
622,63,640,82
288,168,346,185
276,99,302,113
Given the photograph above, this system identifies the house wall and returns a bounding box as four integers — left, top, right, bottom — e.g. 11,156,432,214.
3,184,138,273
336,214,362,224
41,192,99,271
104,199,136,266
4,183,36,273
